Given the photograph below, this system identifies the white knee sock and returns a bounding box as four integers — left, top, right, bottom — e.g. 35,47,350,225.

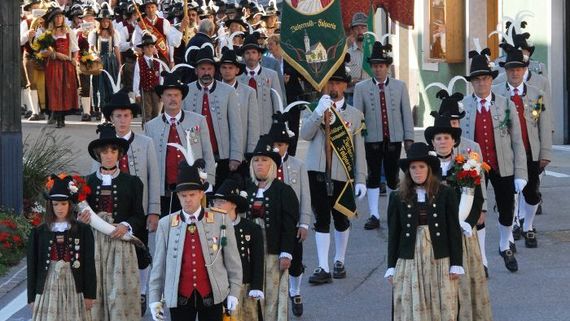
139,267,150,294
367,188,380,218
333,229,350,264
30,89,41,115
523,202,539,232
477,227,488,266
289,274,303,297
498,224,512,252
315,232,330,272
81,97,91,115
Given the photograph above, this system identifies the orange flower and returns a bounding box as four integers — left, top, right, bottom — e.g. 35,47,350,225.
455,154,465,164
481,162,491,172
469,151,480,162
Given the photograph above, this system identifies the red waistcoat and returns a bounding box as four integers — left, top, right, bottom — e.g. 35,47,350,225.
166,123,183,186
474,108,498,171
138,57,160,92
178,225,212,298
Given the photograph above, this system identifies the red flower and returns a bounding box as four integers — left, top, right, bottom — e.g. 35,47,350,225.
12,235,21,243
0,232,9,242
2,241,11,249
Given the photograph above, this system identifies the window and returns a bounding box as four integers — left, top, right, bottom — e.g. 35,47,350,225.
426,0,465,63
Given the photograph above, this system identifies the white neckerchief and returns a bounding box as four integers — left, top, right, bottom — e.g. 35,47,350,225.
200,81,212,92
332,98,345,109
475,93,492,112
182,206,202,223
508,82,524,96
440,160,452,176
416,187,427,202
51,222,70,232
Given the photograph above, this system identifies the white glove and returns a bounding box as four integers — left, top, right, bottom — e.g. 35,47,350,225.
514,179,527,193
226,295,238,312
248,290,264,300
355,183,367,200
149,302,164,321
315,95,333,116
459,221,473,237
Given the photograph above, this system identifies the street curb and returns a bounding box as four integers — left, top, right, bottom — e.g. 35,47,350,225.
0,259,27,301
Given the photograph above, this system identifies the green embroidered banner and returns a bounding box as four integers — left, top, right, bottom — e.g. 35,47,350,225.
281,0,347,91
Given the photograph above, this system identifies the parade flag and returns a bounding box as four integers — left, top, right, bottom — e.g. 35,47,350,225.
362,5,376,77
281,0,347,91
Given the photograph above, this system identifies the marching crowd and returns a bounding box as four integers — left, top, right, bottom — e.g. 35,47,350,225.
22,1,552,321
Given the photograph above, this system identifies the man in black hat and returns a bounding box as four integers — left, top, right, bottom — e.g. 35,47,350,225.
354,40,414,230
460,46,527,273
492,45,552,249
183,44,243,190
133,33,163,122
269,114,311,316
346,12,371,104
148,161,242,321
184,19,216,83
237,33,284,136
219,47,260,170
300,59,367,284
145,71,216,216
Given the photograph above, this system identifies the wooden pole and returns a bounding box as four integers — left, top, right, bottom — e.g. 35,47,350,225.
0,0,24,214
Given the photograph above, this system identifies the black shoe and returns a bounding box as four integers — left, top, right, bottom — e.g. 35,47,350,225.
28,114,42,121
523,230,538,248
332,260,346,279
483,265,489,278
510,241,517,253
364,216,380,230
55,118,63,128
24,110,33,118
379,182,387,195
47,114,56,125
140,294,147,316
308,267,332,285
290,295,303,317
500,249,518,272
95,111,102,121
512,224,522,241
81,113,91,121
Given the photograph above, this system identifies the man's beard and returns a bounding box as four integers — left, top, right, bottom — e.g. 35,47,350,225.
200,75,213,84
330,91,339,99
356,35,364,42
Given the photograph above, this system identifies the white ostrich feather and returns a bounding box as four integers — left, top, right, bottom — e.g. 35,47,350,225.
167,129,195,166
425,76,468,95
150,57,194,74
101,64,125,94
501,10,534,35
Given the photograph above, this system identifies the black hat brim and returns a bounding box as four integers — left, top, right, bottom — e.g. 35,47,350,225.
88,137,129,161
465,69,499,81
329,75,350,83
211,194,248,213
103,103,141,119
248,152,282,168
218,60,245,76
45,194,71,201
499,60,530,68
448,111,466,119
367,57,393,65
398,155,440,174
137,41,157,48
238,44,266,55
174,182,207,193
424,126,462,147
155,84,189,99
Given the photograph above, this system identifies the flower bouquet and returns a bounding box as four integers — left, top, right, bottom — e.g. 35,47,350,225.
79,50,103,75
448,151,491,222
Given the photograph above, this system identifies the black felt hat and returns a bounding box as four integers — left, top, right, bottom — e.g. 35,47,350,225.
367,41,393,65
136,33,156,48
498,44,529,69
174,159,208,192
155,72,189,99
267,112,293,144
424,111,462,147
87,123,130,161
398,142,440,173
238,33,266,55
211,178,248,212
436,90,465,119
43,6,64,23
465,48,499,81
103,89,141,119
329,53,351,83
45,174,73,201
218,47,245,75
249,135,281,167
192,45,216,67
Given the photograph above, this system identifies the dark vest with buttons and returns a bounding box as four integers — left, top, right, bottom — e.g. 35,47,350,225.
85,172,147,237
233,217,264,291
386,186,463,269
245,180,299,256
26,223,97,303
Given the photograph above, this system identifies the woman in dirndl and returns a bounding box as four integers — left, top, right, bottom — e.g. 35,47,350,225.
43,6,79,128
27,174,96,321
77,123,145,320
245,135,299,321
425,108,493,321
88,3,121,118
385,142,464,321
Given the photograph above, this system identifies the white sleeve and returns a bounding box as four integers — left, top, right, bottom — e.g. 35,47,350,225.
163,19,182,48
87,30,96,48
133,60,141,97
450,266,465,275
384,268,395,278
20,20,29,46
69,30,79,53
118,25,131,52
113,31,121,49
132,25,143,47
